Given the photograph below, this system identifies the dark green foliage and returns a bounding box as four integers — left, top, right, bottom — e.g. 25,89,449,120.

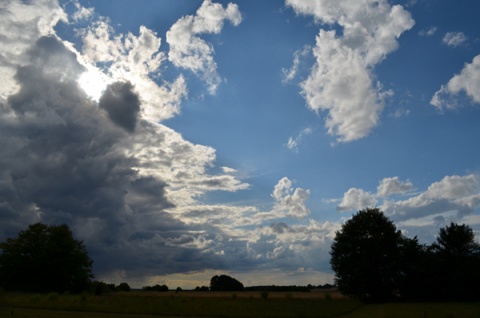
433,222,479,258
331,211,480,302
245,285,312,292
397,223,480,301
330,208,404,301
429,223,480,301
90,281,116,295
142,284,169,292
0,223,93,293
116,282,131,292
210,274,244,291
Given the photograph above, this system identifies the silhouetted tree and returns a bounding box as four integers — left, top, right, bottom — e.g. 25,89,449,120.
210,275,244,291
0,223,93,293
142,284,169,292
90,281,116,295
396,236,429,300
330,208,404,301
117,282,131,292
429,223,480,301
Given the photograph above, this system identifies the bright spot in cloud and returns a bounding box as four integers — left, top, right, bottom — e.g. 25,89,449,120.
77,67,109,101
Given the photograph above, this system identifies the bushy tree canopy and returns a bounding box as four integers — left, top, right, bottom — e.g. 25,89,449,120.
210,275,244,291
331,210,480,302
0,223,93,293
330,208,404,301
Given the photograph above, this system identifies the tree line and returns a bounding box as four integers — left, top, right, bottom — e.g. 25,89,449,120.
2,215,480,302
330,208,480,302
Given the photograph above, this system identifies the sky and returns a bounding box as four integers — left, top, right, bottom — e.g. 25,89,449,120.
1,0,480,289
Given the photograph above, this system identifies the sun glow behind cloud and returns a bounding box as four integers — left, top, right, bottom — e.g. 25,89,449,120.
77,65,110,101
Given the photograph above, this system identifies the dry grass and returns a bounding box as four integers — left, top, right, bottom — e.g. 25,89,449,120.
135,288,345,299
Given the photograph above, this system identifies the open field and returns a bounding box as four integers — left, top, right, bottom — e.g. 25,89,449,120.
1,291,480,318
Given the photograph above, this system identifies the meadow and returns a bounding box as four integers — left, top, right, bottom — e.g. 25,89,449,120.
1,290,480,318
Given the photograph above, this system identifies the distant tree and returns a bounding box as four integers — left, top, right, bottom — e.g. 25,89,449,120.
90,281,115,295
142,284,168,292
330,208,404,301
210,275,244,292
117,282,131,292
0,223,93,293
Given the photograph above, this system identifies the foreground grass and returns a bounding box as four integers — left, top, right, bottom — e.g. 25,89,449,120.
1,292,480,318
0,291,361,318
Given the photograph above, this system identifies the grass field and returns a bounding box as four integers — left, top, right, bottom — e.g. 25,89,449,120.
1,290,479,318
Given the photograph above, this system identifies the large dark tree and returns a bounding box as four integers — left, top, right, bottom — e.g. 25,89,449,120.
0,223,93,293
330,208,404,301
210,275,244,291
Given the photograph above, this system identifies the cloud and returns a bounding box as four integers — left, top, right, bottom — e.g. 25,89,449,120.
271,177,311,219
337,188,377,212
377,177,413,197
0,0,67,100
384,175,480,221
335,174,480,244
282,45,311,83
0,31,249,279
71,0,94,22
0,0,264,283
0,1,340,285
431,55,480,109
338,176,414,211
286,127,312,152
99,82,141,132
166,0,242,94
442,31,467,47
337,174,480,229
419,26,437,37
286,0,414,142
78,20,187,121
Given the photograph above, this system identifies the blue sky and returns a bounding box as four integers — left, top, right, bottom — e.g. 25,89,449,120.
1,0,480,289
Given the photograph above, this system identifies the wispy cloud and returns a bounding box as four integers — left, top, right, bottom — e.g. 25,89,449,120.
286,127,312,152
282,45,311,84
442,31,468,47
418,26,437,37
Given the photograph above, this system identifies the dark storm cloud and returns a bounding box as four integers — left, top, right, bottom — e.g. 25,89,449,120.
99,81,141,133
0,35,238,278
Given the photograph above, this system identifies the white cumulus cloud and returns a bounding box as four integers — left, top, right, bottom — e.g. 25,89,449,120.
377,177,413,197
166,0,242,94
286,0,414,142
431,55,480,109
337,188,377,212
271,177,311,219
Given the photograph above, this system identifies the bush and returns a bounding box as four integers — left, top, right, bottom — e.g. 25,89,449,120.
210,275,244,291
117,282,131,292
